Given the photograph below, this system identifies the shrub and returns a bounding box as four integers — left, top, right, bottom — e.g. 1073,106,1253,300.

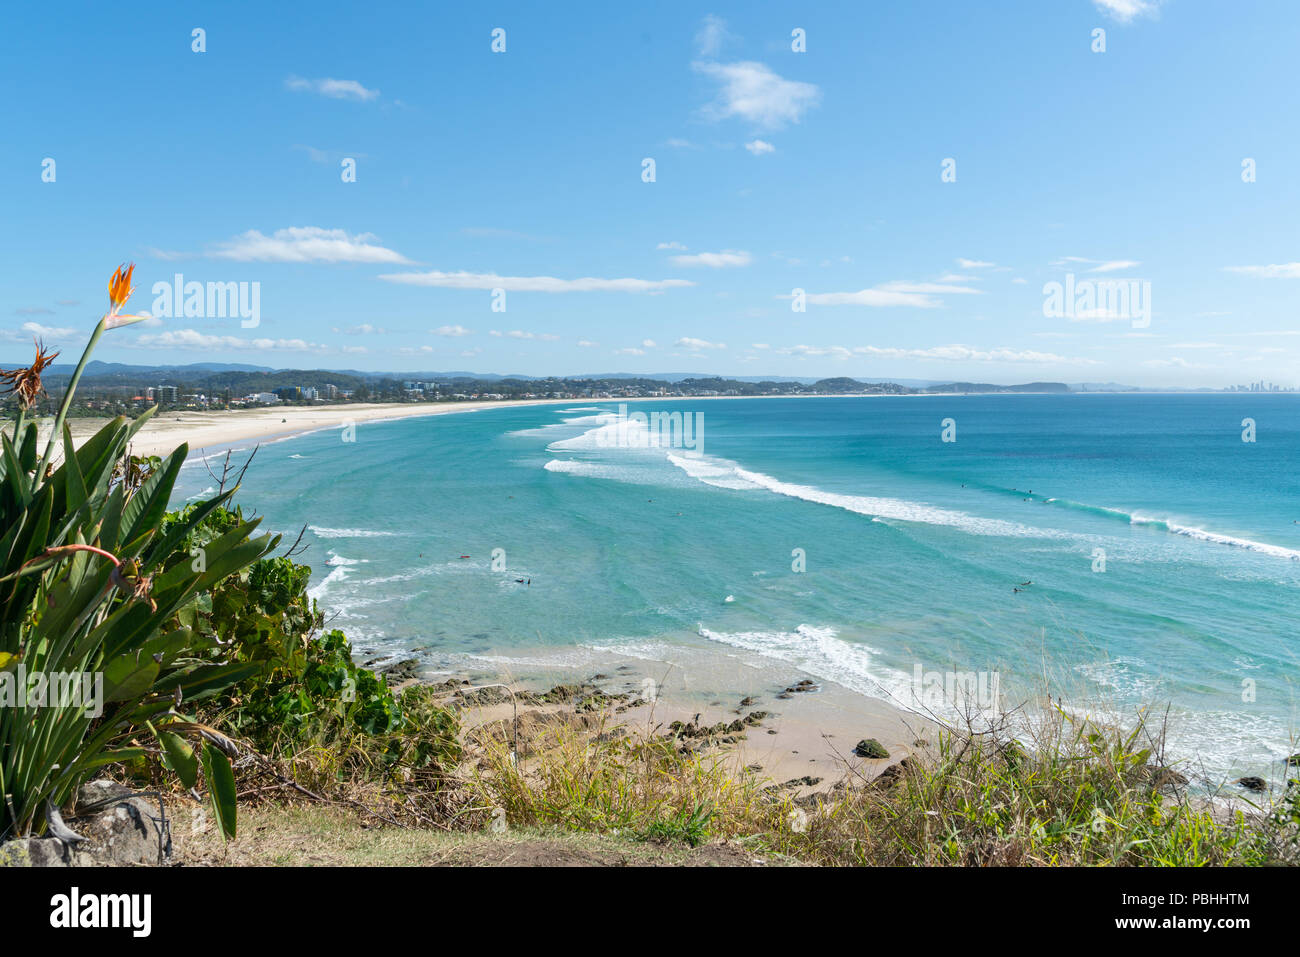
0,266,277,839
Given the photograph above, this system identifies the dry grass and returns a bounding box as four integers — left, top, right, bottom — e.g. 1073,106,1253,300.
460,698,1282,866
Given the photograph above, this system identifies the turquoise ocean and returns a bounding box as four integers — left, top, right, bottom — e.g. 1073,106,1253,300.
173,394,1299,782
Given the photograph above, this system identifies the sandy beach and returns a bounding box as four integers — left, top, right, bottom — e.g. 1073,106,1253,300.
62,397,584,460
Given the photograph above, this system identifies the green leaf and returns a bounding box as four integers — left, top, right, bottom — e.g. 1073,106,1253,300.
202,742,238,840
158,731,198,789
102,653,161,703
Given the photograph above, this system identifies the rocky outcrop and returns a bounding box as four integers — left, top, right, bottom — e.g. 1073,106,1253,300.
0,780,170,867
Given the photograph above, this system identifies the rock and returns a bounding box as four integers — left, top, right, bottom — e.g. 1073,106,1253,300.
381,658,421,682
780,775,823,788
1146,767,1189,795
592,673,611,680
429,677,470,692
454,685,514,706
739,696,756,707
1236,776,1267,792
537,683,588,703
873,759,912,789
0,780,170,867
854,738,890,760
777,692,793,700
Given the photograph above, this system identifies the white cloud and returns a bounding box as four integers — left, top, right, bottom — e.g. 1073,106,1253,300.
798,279,981,308
378,270,694,293
1225,263,1300,279
1052,256,1141,273
780,344,854,360
1069,309,1130,323
212,227,412,264
957,258,996,269
132,329,328,352
286,75,379,101
695,14,732,56
852,344,1094,364
432,324,473,337
694,60,821,129
642,339,657,348
144,246,190,261
503,330,560,341
334,323,384,335
577,339,599,347
675,337,726,350
1093,0,1162,23
670,249,752,268
614,347,645,355
745,139,776,155
1,321,83,342
763,341,1091,364
657,241,688,251
1142,356,1203,369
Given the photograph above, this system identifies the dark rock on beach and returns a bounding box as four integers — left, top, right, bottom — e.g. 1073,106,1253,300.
781,776,824,788
873,759,912,789
1236,776,1267,792
853,738,890,759
381,657,421,682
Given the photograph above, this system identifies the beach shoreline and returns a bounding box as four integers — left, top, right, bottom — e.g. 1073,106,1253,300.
62,390,1068,461
63,397,591,460
383,643,936,800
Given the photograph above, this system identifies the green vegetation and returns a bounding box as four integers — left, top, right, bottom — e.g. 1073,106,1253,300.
464,706,1295,866
0,292,278,839
161,503,462,803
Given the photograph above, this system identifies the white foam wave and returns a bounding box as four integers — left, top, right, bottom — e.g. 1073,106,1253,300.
1164,522,1300,561
696,623,911,702
668,453,1056,539
309,525,400,539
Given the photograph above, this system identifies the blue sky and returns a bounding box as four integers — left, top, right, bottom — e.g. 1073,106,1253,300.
3,0,1299,387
